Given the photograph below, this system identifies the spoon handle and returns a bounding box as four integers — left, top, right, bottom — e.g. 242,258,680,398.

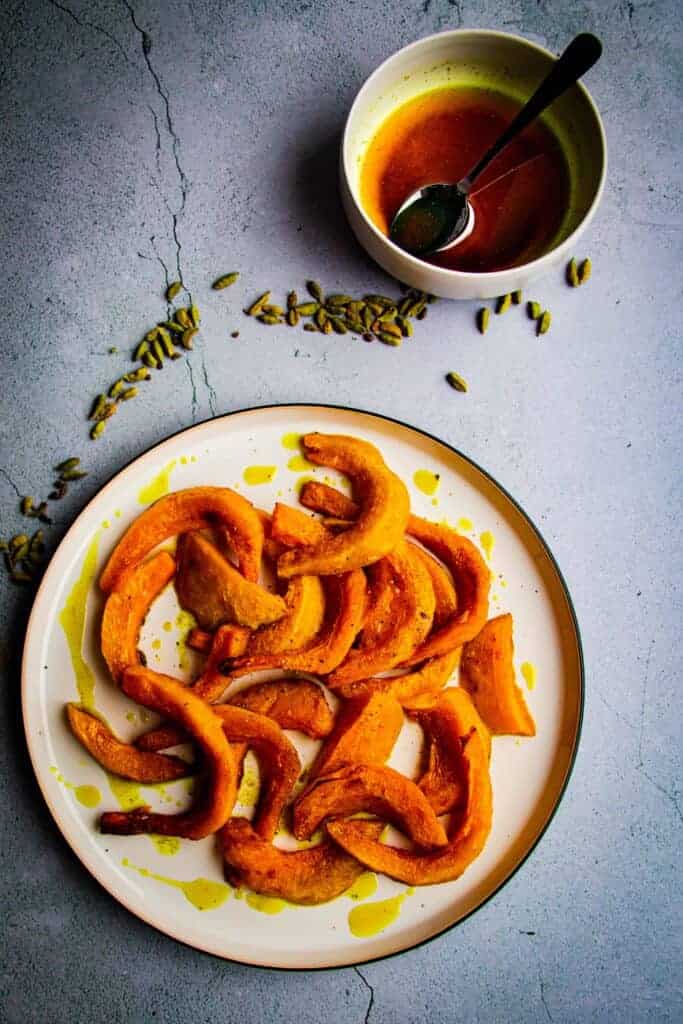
459,33,602,192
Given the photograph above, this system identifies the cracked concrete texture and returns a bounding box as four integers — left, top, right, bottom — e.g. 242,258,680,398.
0,1,681,1022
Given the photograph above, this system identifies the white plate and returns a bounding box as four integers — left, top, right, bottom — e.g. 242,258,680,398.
22,404,583,969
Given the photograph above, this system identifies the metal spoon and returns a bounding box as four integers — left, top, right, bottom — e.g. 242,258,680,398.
389,33,602,257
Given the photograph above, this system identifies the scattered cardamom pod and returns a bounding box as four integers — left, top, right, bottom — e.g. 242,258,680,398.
158,331,176,358
331,318,348,335
379,332,401,346
166,281,182,301
181,328,197,350
314,308,328,330
303,323,317,332
527,301,541,320
446,371,468,393
212,272,240,290
124,367,150,383
90,419,106,440
176,308,191,329
578,258,592,284
295,302,319,316
536,311,552,335
378,321,402,339
246,291,271,316
566,258,579,287
119,387,138,401
60,467,88,481
396,315,413,337
189,304,200,327
476,308,490,334
109,379,125,399
322,319,333,335
151,339,165,365
21,497,34,515
306,280,324,302
142,351,160,369
326,294,352,307
287,290,298,309
258,314,281,325
163,320,185,335
262,304,284,316
55,457,80,473
134,340,150,360
496,294,512,314
89,394,107,421
286,309,299,327
512,289,522,304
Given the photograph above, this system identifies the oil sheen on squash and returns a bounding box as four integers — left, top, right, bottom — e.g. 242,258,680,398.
361,87,570,272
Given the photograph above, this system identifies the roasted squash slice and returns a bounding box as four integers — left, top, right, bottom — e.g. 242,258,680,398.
277,433,410,577
459,613,536,736
67,703,189,782
246,574,325,657
230,679,334,738
294,762,448,848
308,690,403,781
176,531,286,631
100,486,263,591
100,667,236,840
101,551,175,684
220,818,383,905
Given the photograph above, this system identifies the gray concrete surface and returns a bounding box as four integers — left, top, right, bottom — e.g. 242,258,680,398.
1,1,681,1021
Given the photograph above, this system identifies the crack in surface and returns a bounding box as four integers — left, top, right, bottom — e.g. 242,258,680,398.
46,0,134,67
200,352,217,417
186,359,198,423
353,967,375,1024
539,971,553,1022
122,1,189,285
0,468,22,499
634,640,681,823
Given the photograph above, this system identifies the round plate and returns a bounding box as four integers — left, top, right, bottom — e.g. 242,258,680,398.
22,404,583,969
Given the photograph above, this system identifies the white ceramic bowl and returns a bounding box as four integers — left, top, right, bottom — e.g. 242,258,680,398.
340,30,606,299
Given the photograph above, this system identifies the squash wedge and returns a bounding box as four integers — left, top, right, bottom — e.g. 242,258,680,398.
230,679,334,738
459,613,536,736
294,762,448,848
213,705,300,841
330,647,460,704
326,542,435,687
100,667,236,840
230,570,366,676
176,531,286,631
101,551,175,684
220,818,383,905
277,433,410,577
66,703,189,782
246,574,325,657
100,486,263,592
326,723,492,885
308,690,403,781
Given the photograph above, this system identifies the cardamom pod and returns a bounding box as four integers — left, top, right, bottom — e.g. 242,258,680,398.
476,308,490,334
246,291,271,316
295,302,319,316
578,258,592,284
527,301,541,320
512,289,522,304
124,368,149,383
537,311,551,335
212,272,240,290
166,281,182,301
314,308,328,329
159,331,176,358
258,314,281,325
303,323,317,332
61,468,88,481
379,321,402,338
287,290,298,309
181,328,197,350
152,339,165,364
446,371,468,392
286,309,299,327
89,394,107,421
176,308,191,329
331,318,347,334
396,315,413,337
163,320,185,334
109,379,125,399
379,332,401,346
566,258,579,287
21,497,34,515
326,294,352,306
134,339,150,360
322,319,333,334
189,304,200,327
306,280,324,302
55,457,80,473
90,420,106,440
263,304,284,316
142,351,159,369
119,387,138,401
496,294,512,314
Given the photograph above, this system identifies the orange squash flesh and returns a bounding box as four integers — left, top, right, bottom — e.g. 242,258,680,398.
326,724,492,885
220,818,384,905
67,704,189,782
294,762,448,848
277,433,410,577
101,551,175,684
187,627,213,653
229,679,334,738
192,623,251,703
299,480,357,520
176,531,286,631
271,503,328,549
411,543,458,628
246,574,325,657
326,542,435,687
459,613,536,736
401,516,490,665
358,556,395,646
330,647,460,704
100,667,236,840
230,570,366,676
213,705,300,841
308,690,403,781
99,486,263,592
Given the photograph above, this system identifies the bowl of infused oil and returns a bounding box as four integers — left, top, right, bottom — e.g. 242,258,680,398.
341,30,606,299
